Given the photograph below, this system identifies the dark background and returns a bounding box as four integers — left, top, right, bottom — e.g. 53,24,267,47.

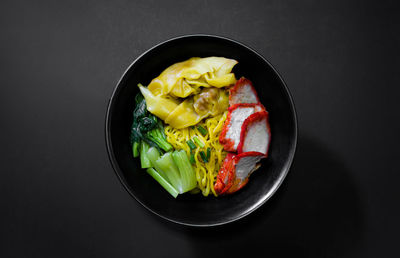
1,0,399,257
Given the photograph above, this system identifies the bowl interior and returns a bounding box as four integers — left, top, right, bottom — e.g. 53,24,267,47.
106,35,297,226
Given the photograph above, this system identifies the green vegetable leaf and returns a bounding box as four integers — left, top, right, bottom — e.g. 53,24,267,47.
155,152,183,193
139,117,158,132
130,91,173,153
146,147,169,180
140,141,151,168
146,168,178,198
135,92,144,104
172,150,197,193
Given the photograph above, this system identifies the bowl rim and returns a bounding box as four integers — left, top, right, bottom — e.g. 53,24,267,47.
105,34,298,227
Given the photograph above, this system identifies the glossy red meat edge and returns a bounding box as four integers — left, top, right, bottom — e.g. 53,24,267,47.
229,77,260,105
214,153,236,195
219,103,265,152
214,152,265,195
237,110,271,156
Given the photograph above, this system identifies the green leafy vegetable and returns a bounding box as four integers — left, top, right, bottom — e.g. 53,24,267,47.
135,92,144,104
206,147,211,160
140,141,151,168
146,147,169,180
155,152,183,193
146,148,197,195
130,92,147,154
172,150,197,193
139,117,158,132
132,141,140,158
146,168,178,198
130,92,173,154
144,116,173,152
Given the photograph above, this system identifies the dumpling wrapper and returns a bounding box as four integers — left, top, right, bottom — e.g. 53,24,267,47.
148,57,238,98
138,85,179,121
165,98,203,129
165,88,229,129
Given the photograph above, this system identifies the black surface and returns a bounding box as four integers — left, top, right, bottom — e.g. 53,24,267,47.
106,35,297,226
1,0,399,257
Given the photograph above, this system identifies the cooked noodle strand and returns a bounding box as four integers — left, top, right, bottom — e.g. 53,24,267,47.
164,111,228,196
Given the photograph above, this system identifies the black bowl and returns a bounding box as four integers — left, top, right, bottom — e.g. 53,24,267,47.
105,35,297,226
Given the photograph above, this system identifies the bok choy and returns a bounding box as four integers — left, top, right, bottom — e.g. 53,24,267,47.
146,147,197,195
130,92,173,157
146,168,179,198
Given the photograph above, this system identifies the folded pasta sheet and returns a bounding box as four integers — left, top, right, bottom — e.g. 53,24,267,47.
148,57,238,98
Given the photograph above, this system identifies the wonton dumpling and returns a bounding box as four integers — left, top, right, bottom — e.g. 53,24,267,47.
204,73,236,88
164,88,229,129
193,88,229,117
170,78,197,98
165,98,203,129
148,57,238,98
138,85,179,121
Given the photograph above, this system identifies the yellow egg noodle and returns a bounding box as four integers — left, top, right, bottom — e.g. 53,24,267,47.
165,111,228,196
